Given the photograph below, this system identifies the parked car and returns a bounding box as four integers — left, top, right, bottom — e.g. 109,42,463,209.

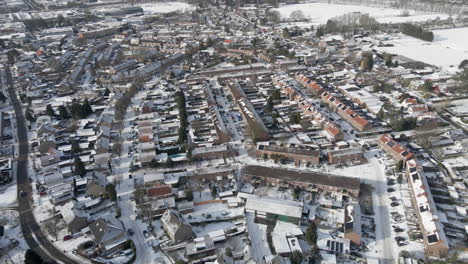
394,227,404,233
63,235,72,241
143,230,150,238
391,202,400,207
398,241,409,247
128,229,134,236
387,188,395,193
395,236,406,242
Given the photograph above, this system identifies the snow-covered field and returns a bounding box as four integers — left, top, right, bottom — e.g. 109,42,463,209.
139,2,194,14
378,27,468,70
274,3,448,25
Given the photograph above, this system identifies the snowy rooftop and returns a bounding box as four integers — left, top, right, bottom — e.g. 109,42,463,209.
244,194,303,219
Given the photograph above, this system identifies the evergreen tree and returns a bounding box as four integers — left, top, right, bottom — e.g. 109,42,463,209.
83,99,93,116
58,105,68,119
178,127,187,144
74,157,86,177
459,59,468,69
264,97,274,113
71,140,81,156
69,100,82,119
271,89,281,101
0,91,6,102
306,222,317,246
45,104,55,117
25,249,45,264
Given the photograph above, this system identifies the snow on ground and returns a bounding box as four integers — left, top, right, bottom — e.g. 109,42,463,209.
0,210,28,264
446,98,468,115
377,28,468,70
0,184,17,207
254,186,294,200
246,214,271,262
193,189,213,202
274,3,448,25
192,221,236,237
139,2,194,14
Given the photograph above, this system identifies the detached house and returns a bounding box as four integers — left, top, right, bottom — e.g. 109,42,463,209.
161,209,193,243
89,215,128,255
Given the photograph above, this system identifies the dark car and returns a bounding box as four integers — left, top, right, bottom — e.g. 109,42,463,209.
128,229,134,236
394,227,404,233
390,202,400,207
143,230,150,238
387,188,395,193
395,236,405,242
63,235,73,241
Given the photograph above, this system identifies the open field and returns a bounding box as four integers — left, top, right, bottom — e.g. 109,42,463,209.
274,2,449,25
377,27,468,70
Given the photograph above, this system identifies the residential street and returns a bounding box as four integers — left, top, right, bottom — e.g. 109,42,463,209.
367,152,395,264
5,65,79,264
114,97,158,263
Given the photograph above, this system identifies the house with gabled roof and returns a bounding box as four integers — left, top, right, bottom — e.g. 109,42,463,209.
378,134,414,162
89,214,128,255
161,209,193,243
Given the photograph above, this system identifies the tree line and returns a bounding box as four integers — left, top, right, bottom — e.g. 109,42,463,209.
400,23,434,41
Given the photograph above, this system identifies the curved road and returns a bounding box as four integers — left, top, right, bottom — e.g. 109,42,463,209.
5,66,79,264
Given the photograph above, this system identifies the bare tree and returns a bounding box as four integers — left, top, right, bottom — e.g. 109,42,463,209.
134,185,146,205
414,122,439,150
43,218,61,241
289,10,305,21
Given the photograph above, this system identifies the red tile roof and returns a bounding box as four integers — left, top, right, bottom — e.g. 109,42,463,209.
325,123,342,137
379,134,413,160
147,185,172,198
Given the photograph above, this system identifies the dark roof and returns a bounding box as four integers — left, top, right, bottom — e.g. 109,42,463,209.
427,234,439,243
243,165,360,191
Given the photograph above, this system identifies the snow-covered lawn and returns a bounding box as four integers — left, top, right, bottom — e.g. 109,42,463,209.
0,210,28,264
377,28,468,70
0,184,17,208
139,2,194,14
274,3,448,25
